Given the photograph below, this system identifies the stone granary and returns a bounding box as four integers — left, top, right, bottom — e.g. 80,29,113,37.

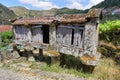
12,8,102,66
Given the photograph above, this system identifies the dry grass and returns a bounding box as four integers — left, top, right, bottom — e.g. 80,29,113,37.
92,58,120,80
1,56,120,80
99,41,116,50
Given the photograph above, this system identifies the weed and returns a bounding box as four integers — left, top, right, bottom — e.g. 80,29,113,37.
92,58,120,80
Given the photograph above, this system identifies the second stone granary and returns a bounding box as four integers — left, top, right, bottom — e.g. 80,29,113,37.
12,8,102,66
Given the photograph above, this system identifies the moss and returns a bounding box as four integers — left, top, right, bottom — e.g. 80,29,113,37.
43,50,60,57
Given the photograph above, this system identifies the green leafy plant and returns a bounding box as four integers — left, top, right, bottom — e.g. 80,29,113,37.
0,31,12,47
99,20,120,45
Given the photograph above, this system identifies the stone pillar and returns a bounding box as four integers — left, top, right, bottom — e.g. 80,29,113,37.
11,43,20,59
28,27,32,42
49,23,56,47
84,22,97,56
80,21,101,66
38,49,44,61
27,50,35,62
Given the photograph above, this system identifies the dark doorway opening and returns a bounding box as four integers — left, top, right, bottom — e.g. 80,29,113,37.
71,29,74,45
42,25,49,44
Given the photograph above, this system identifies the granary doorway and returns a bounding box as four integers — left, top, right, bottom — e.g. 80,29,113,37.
42,25,49,44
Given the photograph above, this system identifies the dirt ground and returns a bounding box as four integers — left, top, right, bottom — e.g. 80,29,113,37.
0,68,86,80
0,58,86,80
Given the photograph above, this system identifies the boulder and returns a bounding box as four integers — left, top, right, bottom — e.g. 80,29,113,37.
28,56,35,62
10,51,20,59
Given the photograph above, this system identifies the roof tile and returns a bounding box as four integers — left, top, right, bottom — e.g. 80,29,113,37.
0,25,12,33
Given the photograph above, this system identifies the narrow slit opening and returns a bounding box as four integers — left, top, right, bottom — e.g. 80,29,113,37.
71,29,74,45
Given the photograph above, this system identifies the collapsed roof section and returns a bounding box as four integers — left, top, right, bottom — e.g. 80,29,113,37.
12,8,102,25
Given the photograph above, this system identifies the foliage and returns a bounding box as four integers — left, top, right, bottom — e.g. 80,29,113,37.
99,20,120,33
99,20,120,67
0,31,12,48
99,20,120,45
39,63,89,77
92,0,120,8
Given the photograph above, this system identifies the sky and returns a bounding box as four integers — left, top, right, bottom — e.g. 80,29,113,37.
0,0,104,10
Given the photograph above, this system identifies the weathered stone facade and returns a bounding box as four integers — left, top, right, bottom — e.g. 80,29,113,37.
12,8,102,66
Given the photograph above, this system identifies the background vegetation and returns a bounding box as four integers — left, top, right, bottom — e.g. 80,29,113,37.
92,0,120,8
0,31,12,48
0,3,16,24
99,20,120,45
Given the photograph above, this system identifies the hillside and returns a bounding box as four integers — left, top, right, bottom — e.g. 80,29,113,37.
10,6,85,17
10,0,120,21
2,0,120,23
9,6,30,17
0,3,16,24
92,0,120,8
92,0,120,21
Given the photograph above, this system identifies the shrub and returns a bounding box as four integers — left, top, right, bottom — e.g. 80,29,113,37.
0,31,12,48
99,20,120,45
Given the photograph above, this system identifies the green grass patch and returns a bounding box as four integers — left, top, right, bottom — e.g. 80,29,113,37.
31,62,89,78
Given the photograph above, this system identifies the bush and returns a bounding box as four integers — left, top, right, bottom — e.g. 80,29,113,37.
0,31,12,48
99,20,120,34
99,20,120,45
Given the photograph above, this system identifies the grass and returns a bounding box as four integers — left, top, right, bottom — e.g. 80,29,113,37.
28,57,120,80
29,60,89,78
1,56,120,80
92,58,120,80
40,63,89,77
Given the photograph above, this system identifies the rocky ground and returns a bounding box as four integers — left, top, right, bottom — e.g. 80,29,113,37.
0,67,85,80
0,68,50,80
